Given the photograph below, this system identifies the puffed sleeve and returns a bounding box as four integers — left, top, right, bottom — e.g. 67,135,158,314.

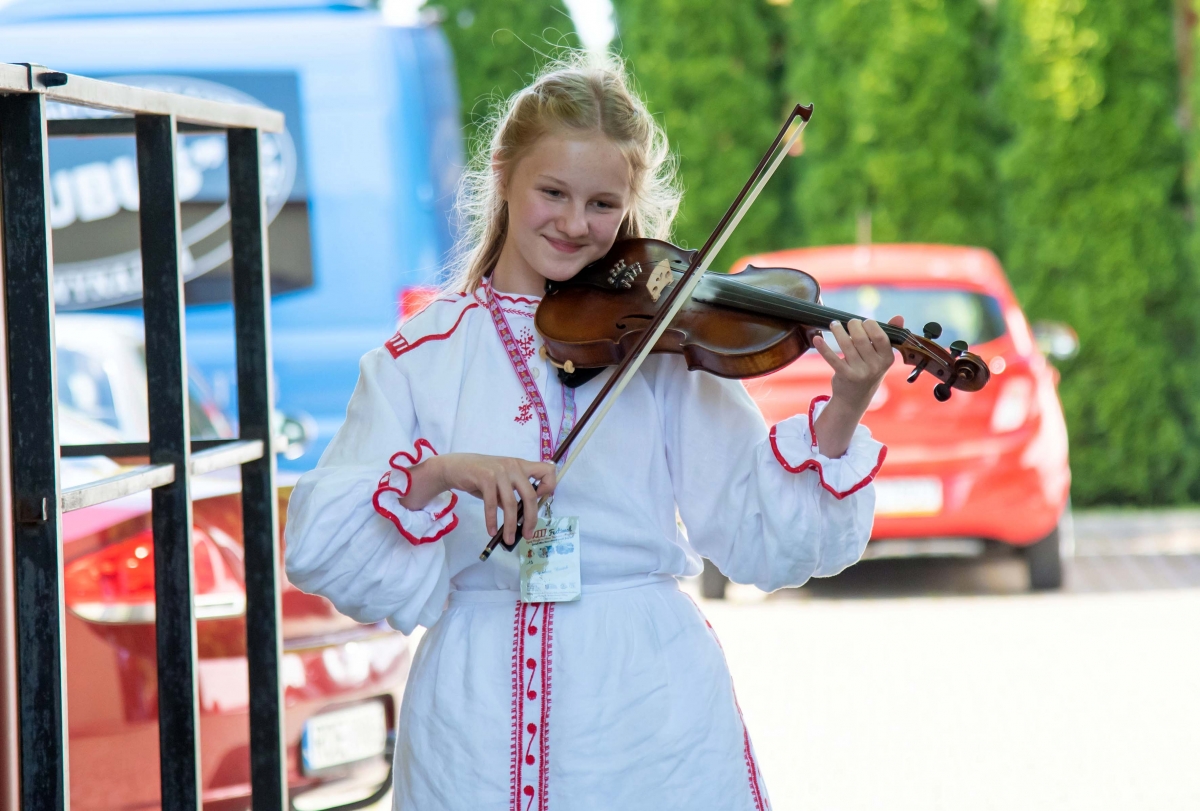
652,358,886,591
284,348,454,633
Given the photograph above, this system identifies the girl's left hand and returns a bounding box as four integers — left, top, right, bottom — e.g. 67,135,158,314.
810,315,904,459
813,316,904,407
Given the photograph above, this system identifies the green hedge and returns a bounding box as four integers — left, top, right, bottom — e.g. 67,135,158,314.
997,0,1200,504
785,0,998,248
433,0,579,150
611,0,790,262
433,0,1200,504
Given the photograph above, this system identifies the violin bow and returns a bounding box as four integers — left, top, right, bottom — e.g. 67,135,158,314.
480,103,814,561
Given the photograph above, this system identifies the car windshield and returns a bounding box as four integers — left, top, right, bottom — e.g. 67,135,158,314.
819,285,1007,347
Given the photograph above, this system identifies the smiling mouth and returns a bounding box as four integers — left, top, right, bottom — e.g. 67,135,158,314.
544,236,584,254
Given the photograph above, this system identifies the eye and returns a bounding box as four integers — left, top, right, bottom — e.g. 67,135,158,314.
592,200,616,211
541,187,565,199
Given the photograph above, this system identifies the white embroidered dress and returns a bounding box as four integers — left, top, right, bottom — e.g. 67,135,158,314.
285,284,886,811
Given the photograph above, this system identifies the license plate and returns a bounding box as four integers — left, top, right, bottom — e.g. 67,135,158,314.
873,477,943,517
301,701,388,773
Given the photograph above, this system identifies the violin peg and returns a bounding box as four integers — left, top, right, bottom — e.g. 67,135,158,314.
907,358,928,384
949,340,968,358
923,322,943,340
933,383,952,402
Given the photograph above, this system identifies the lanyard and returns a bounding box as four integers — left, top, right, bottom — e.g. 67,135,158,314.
485,284,575,462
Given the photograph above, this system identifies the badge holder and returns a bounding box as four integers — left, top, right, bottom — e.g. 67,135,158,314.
518,500,581,603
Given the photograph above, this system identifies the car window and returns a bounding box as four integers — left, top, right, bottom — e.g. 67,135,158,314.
819,285,1007,347
56,348,119,429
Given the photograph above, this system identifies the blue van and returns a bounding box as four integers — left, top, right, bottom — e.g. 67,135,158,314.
0,0,463,470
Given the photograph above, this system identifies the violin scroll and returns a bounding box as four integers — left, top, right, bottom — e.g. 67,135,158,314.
898,331,989,401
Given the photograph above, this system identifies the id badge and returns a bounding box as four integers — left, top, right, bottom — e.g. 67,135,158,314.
519,503,581,603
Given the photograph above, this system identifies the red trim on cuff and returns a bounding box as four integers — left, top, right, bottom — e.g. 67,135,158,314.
769,418,888,500
389,437,437,470
372,438,458,544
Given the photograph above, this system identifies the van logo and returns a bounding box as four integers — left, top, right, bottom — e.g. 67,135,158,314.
48,74,300,310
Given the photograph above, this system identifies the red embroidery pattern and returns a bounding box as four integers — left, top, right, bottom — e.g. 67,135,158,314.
516,326,537,360
768,395,887,499
515,395,534,426
492,287,541,305
510,601,554,811
486,287,567,462
385,303,479,359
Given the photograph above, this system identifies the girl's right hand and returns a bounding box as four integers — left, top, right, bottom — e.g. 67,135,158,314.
402,453,556,547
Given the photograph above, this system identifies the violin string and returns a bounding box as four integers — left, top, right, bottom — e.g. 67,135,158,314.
681,268,912,342
697,275,912,344
705,277,908,339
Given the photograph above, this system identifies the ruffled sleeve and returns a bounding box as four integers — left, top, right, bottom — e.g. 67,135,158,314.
284,348,453,633
652,358,885,592
372,440,459,545
768,395,886,499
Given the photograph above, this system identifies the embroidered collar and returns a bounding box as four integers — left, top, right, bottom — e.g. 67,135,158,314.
483,279,542,307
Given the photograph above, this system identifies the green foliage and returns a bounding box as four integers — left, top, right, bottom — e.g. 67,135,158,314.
786,0,998,248
997,0,1200,504
435,0,579,150
611,0,791,262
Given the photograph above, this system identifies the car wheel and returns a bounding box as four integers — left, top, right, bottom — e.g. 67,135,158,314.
1025,506,1072,591
700,559,728,600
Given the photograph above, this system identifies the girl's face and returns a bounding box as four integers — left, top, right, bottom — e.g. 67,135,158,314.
500,132,632,285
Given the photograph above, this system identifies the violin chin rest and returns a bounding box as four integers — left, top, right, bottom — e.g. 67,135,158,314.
557,366,606,389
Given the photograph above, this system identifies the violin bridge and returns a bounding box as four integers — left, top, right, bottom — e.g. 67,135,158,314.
646,259,672,302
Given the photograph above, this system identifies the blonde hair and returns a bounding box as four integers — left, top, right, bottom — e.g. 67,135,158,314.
445,52,680,294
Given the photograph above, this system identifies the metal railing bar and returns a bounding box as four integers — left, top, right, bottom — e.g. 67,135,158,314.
0,89,69,811
229,126,288,811
0,63,28,93
137,112,202,809
59,464,175,513
17,65,283,132
61,438,232,458
189,439,264,477
47,118,224,137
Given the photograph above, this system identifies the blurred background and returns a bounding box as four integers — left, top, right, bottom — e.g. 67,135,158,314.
1,0,1198,808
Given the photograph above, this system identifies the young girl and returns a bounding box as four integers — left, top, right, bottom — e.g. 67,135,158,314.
285,55,897,810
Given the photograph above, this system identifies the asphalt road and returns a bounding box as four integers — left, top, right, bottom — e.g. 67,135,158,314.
692,510,1200,811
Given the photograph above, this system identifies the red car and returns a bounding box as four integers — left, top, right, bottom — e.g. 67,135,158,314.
62,480,409,811
713,243,1073,593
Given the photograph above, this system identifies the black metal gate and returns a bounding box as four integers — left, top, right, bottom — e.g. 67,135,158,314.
0,63,286,811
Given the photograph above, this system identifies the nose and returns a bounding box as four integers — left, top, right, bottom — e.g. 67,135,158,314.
558,201,588,239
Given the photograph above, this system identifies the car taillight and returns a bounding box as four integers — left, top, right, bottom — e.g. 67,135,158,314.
64,527,245,624
990,376,1035,433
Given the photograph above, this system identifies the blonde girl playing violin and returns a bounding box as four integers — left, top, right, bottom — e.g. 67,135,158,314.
285,54,899,810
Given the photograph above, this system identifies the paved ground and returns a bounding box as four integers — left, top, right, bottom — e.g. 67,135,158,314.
689,510,1200,810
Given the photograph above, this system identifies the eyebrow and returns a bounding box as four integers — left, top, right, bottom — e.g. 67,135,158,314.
536,174,627,200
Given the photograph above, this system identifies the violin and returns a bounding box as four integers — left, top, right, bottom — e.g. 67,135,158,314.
535,237,990,401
